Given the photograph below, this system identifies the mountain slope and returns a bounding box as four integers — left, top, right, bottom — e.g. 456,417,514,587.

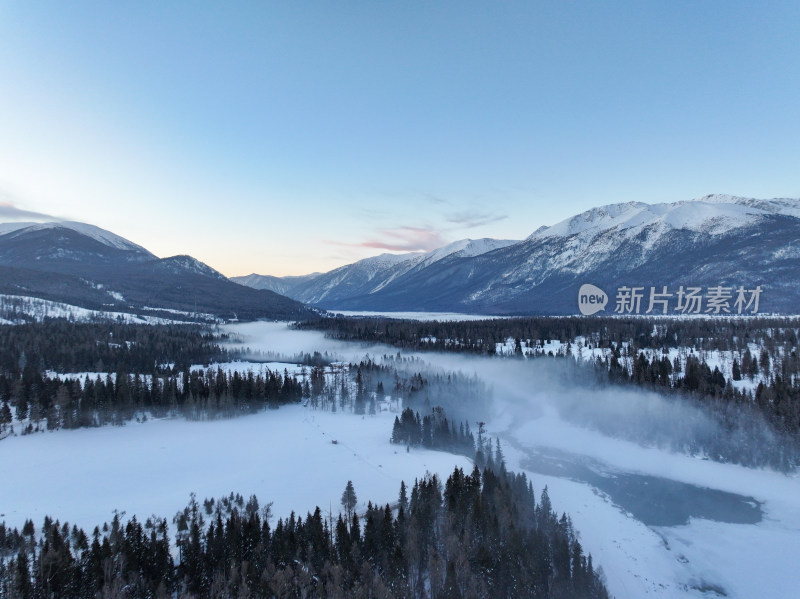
232,273,322,296
235,238,519,305
0,222,314,321
244,196,800,315
0,221,154,254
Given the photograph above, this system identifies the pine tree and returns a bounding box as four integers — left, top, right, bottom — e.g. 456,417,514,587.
760,347,771,374
495,438,506,471
0,400,11,431
341,481,357,522
732,358,742,381
398,481,409,512
14,550,32,599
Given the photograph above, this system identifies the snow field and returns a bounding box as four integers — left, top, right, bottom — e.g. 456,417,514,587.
5,320,799,599
0,405,472,535
492,402,800,599
0,294,219,325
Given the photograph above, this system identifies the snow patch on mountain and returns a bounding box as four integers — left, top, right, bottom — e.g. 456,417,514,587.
698,194,800,218
0,221,153,254
529,198,784,243
419,238,519,266
530,196,800,243
0,294,203,324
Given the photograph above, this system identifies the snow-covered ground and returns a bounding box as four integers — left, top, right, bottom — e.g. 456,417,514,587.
492,405,800,599
3,321,798,599
329,310,508,321
0,294,219,325
490,335,783,393
0,404,471,534
218,323,800,598
189,360,308,377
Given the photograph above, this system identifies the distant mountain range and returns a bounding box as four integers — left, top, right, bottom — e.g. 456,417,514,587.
234,195,800,315
3,195,798,321
233,238,519,305
0,221,313,321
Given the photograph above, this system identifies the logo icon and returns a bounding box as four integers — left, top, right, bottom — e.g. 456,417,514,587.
578,284,608,315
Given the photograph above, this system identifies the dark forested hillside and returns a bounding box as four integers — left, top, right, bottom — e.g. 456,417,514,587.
0,223,316,321
0,322,228,374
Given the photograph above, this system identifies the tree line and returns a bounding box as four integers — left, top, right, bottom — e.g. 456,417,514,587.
596,345,800,470
297,314,800,353
0,322,228,375
0,366,306,433
299,316,800,470
391,407,477,458
0,352,491,438
0,464,609,599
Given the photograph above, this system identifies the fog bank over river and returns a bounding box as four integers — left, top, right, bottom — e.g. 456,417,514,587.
229,321,800,599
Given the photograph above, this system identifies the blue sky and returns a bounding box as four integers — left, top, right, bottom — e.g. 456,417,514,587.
1,1,798,276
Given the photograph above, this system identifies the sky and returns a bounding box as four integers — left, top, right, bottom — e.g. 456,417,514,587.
0,1,798,277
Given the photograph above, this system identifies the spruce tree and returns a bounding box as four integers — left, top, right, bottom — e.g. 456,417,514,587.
341,481,357,522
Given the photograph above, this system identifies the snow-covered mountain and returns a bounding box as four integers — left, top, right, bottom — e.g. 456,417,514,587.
530,194,800,241
239,196,800,315
152,255,227,280
6,195,797,319
0,221,312,321
233,238,519,305
233,273,323,296
0,221,154,254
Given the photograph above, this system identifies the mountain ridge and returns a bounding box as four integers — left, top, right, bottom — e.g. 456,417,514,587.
0,221,155,255
235,195,800,315
0,222,314,321
3,195,797,319
232,238,518,304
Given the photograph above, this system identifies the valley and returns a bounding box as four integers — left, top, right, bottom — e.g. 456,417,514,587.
3,319,799,597
4,4,799,597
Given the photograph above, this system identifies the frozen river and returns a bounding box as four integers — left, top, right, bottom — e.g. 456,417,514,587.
222,321,800,599
2,320,798,598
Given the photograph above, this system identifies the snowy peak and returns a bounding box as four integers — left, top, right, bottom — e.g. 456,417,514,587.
0,221,154,255
420,238,519,266
332,238,518,276
529,195,800,242
0,219,312,320
698,194,800,218
234,236,522,305
356,251,424,270
252,193,800,314
528,202,648,240
0,221,232,281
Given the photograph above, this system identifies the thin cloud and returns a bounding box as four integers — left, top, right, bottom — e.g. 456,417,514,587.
446,210,508,229
0,190,60,221
327,226,448,252
422,193,450,205
0,201,58,221
325,209,506,256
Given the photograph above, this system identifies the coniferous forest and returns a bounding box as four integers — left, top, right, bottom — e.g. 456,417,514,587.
10,315,798,595
0,323,492,435
0,464,608,599
0,319,613,597
300,315,800,471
